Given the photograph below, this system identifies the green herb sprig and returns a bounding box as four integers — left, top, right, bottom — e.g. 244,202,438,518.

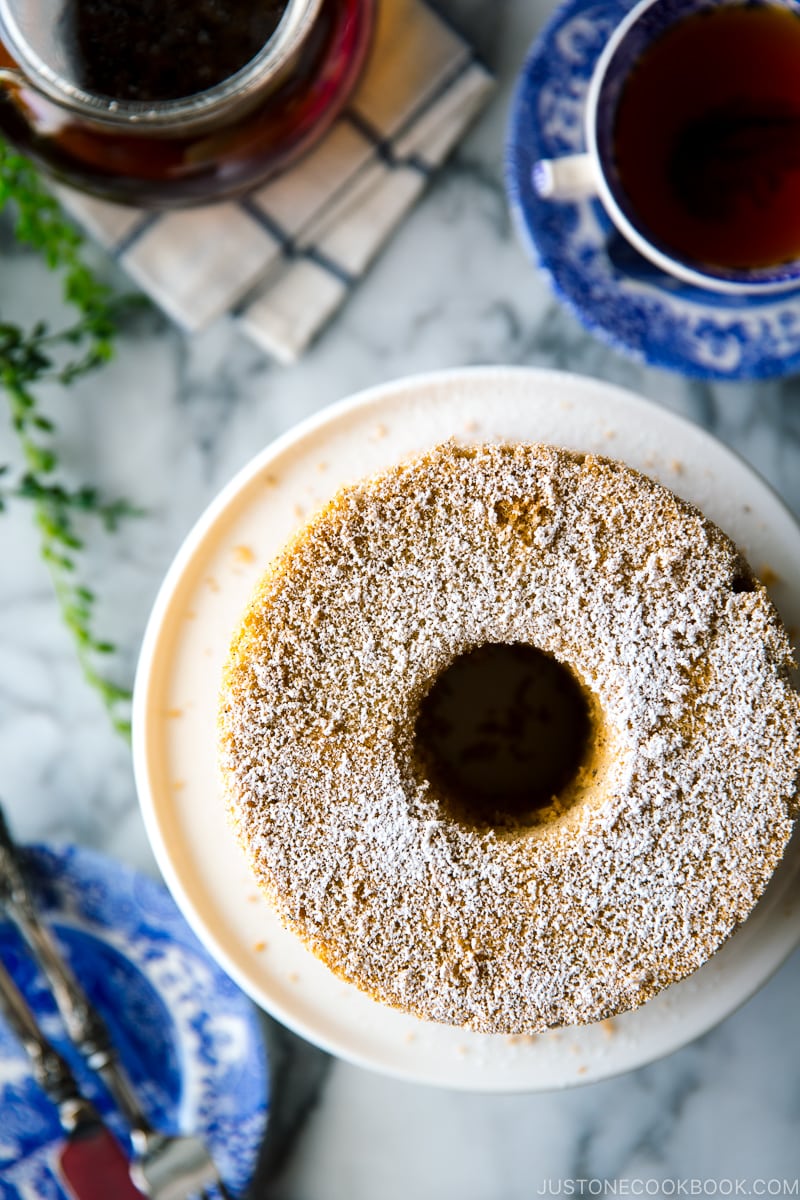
0,139,142,736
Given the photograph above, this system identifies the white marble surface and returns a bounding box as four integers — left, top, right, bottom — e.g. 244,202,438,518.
1,0,800,1195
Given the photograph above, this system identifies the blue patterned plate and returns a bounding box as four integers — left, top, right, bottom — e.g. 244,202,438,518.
505,0,800,379
0,844,269,1199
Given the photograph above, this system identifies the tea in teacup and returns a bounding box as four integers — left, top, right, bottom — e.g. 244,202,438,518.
532,0,800,292
611,3,800,273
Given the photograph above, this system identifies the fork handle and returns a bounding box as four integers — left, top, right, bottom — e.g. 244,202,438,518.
0,952,108,1143
0,957,147,1198
0,954,80,1109
0,808,155,1137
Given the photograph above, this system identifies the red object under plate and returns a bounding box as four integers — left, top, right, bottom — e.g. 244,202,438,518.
58,1124,146,1200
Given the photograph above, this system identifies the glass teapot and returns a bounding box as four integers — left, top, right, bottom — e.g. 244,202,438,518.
0,0,374,207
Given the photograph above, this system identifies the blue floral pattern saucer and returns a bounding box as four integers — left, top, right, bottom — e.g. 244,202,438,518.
0,845,269,1199
505,0,800,379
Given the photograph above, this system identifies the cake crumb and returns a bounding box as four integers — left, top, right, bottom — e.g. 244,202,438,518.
669,459,684,475
253,941,267,952
233,544,256,566
600,1018,616,1039
166,707,183,719
759,565,780,588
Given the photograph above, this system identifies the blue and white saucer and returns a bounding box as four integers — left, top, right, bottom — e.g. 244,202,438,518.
0,844,269,1200
505,0,800,379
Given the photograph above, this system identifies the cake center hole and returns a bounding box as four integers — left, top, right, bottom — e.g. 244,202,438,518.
414,643,593,828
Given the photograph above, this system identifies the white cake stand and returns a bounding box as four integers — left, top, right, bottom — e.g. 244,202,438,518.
132,367,800,1092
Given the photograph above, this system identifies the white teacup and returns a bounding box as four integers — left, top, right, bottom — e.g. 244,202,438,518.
534,0,800,296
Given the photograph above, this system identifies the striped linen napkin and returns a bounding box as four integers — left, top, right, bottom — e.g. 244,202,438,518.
54,0,493,363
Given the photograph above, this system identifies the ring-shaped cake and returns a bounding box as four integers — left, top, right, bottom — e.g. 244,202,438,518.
219,443,800,1033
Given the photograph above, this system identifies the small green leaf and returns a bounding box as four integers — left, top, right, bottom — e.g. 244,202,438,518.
24,444,57,473
1,135,142,738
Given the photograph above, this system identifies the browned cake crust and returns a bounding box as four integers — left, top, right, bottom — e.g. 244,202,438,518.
219,443,800,1034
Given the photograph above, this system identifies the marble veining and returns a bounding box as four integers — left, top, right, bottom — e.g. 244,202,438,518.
1,0,799,1195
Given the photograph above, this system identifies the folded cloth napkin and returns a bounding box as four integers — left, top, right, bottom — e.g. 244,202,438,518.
54,0,493,363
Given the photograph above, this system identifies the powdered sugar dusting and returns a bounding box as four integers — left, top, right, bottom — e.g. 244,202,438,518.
219,444,800,1034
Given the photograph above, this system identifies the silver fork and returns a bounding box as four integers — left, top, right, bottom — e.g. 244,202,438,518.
0,806,231,1200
